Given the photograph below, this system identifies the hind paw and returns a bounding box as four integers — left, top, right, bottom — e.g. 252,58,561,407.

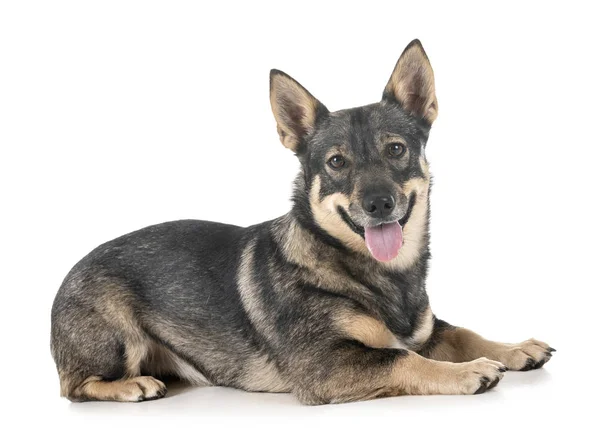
70,376,167,402
124,376,167,401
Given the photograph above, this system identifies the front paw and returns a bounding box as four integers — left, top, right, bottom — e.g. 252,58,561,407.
498,338,555,371
455,357,507,394
427,357,507,395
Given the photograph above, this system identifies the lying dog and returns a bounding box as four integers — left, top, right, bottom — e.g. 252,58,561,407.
51,39,554,404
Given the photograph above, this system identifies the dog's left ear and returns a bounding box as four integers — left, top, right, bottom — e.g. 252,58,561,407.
383,39,438,125
270,70,328,153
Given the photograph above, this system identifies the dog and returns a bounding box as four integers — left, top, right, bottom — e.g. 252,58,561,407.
50,39,554,404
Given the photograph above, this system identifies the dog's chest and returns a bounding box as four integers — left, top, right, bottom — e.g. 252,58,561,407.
307,254,433,349
386,304,434,350
361,274,430,339
341,270,433,350
340,302,433,352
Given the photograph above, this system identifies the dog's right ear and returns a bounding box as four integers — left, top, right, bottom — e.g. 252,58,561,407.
270,70,328,153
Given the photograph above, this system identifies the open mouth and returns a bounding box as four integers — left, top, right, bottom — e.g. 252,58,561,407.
337,192,416,262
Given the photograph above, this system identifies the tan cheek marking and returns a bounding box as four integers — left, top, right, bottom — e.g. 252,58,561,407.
383,174,430,271
419,156,430,176
310,176,368,253
336,313,403,349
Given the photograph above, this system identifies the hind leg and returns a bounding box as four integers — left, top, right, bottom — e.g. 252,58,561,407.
51,274,168,402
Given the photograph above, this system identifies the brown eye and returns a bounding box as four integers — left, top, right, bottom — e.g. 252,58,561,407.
328,155,346,169
388,143,406,157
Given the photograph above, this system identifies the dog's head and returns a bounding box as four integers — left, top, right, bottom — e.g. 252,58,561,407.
270,40,437,265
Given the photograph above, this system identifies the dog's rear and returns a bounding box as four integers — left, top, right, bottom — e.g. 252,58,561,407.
51,220,293,401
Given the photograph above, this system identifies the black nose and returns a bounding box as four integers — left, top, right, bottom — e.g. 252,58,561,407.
362,192,396,218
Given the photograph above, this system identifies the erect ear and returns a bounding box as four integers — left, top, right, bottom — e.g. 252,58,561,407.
383,39,438,125
270,69,328,153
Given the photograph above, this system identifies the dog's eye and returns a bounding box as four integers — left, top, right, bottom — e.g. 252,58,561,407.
327,155,346,169
387,143,406,157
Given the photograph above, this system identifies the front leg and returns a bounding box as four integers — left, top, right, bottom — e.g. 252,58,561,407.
286,311,509,404
420,318,555,371
290,342,507,405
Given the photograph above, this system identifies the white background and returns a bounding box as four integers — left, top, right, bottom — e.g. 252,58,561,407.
1,1,599,441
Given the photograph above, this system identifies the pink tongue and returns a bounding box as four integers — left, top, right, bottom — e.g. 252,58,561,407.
364,222,403,262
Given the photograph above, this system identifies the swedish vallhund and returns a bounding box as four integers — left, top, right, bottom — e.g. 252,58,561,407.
51,40,554,404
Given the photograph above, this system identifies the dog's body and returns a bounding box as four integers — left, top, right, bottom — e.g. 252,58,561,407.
51,40,554,404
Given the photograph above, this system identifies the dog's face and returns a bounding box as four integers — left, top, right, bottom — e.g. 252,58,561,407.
270,40,437,264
